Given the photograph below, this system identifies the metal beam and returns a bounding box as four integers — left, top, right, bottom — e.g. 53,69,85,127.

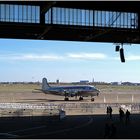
37,26,52,39
40,2,56,14
40,2,56,25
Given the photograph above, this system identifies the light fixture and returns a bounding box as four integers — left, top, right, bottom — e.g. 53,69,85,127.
120,48,125,63
115,45,120,52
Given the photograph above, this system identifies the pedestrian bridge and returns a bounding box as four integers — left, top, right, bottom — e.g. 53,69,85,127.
0,1,140,44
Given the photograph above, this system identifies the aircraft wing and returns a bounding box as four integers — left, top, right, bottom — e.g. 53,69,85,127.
32,89,43,93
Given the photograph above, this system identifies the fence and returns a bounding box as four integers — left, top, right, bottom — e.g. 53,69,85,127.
0,103,140,117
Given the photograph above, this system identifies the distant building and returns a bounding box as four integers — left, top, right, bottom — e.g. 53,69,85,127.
111,82,119,85
56,79,59,84
121,82,140,86
92,78,94,83
80,80,89,84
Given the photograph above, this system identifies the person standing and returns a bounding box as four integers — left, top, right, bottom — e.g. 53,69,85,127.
125,109,130,124
106,106,109,116
109,106,113,119
119,107,124,122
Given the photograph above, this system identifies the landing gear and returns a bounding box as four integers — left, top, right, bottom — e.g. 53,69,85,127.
64,91,69,101
91,98,94,102
64,97,69,101
79,96,83,101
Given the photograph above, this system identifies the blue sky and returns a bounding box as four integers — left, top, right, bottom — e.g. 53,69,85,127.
0,38,140,83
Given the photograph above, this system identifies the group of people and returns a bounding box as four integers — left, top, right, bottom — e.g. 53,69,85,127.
104,106,131,138
119,107,130,124
106,106,131,124
106,106,113,119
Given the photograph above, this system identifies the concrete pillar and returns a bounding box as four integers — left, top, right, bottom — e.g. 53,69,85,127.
104,96,106,103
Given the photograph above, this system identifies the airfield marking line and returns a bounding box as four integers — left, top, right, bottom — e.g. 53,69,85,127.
0,132,18,137
7,125,46,134
23,116,93,137
48,117,93,135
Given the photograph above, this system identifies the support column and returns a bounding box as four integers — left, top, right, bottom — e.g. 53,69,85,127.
40,6,45,25
138,12,140,30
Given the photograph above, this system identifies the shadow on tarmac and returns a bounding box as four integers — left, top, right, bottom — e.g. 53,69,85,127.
21,98,88,102
0,113,139,138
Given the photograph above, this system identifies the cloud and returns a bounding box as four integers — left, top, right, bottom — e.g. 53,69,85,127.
126,55,140,61
111,54,140,61
0,54,64,61
67,52,107,60
0,52,108,62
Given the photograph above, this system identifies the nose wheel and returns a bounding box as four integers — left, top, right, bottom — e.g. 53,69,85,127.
91,98,94,101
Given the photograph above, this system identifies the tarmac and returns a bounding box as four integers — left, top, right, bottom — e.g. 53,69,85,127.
0,90,140,138
0,113,140,138
0,104,140,139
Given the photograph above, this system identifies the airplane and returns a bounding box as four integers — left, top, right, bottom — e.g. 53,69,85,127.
38,78,100,101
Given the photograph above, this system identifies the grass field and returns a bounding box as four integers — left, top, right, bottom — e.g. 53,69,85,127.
96,84,140,93
0,84,41,94
0,83,140,93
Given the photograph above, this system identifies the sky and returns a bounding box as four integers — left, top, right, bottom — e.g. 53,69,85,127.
0,38,140,83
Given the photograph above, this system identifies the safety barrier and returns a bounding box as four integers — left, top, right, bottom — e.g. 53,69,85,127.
0,103,140,117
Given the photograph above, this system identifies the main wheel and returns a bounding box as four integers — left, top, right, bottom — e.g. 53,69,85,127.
91,98,94,101
64,97,69,101
79,96,83,101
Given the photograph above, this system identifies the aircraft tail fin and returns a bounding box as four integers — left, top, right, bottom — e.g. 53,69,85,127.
42,78,50,91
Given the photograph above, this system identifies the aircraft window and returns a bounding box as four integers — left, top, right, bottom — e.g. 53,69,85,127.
85,86,89,90
89,87,92,90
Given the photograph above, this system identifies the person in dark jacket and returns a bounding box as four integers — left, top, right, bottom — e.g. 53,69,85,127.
119,107,124,122
109,106,113,119
125,109,130,124
106,106,110,115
